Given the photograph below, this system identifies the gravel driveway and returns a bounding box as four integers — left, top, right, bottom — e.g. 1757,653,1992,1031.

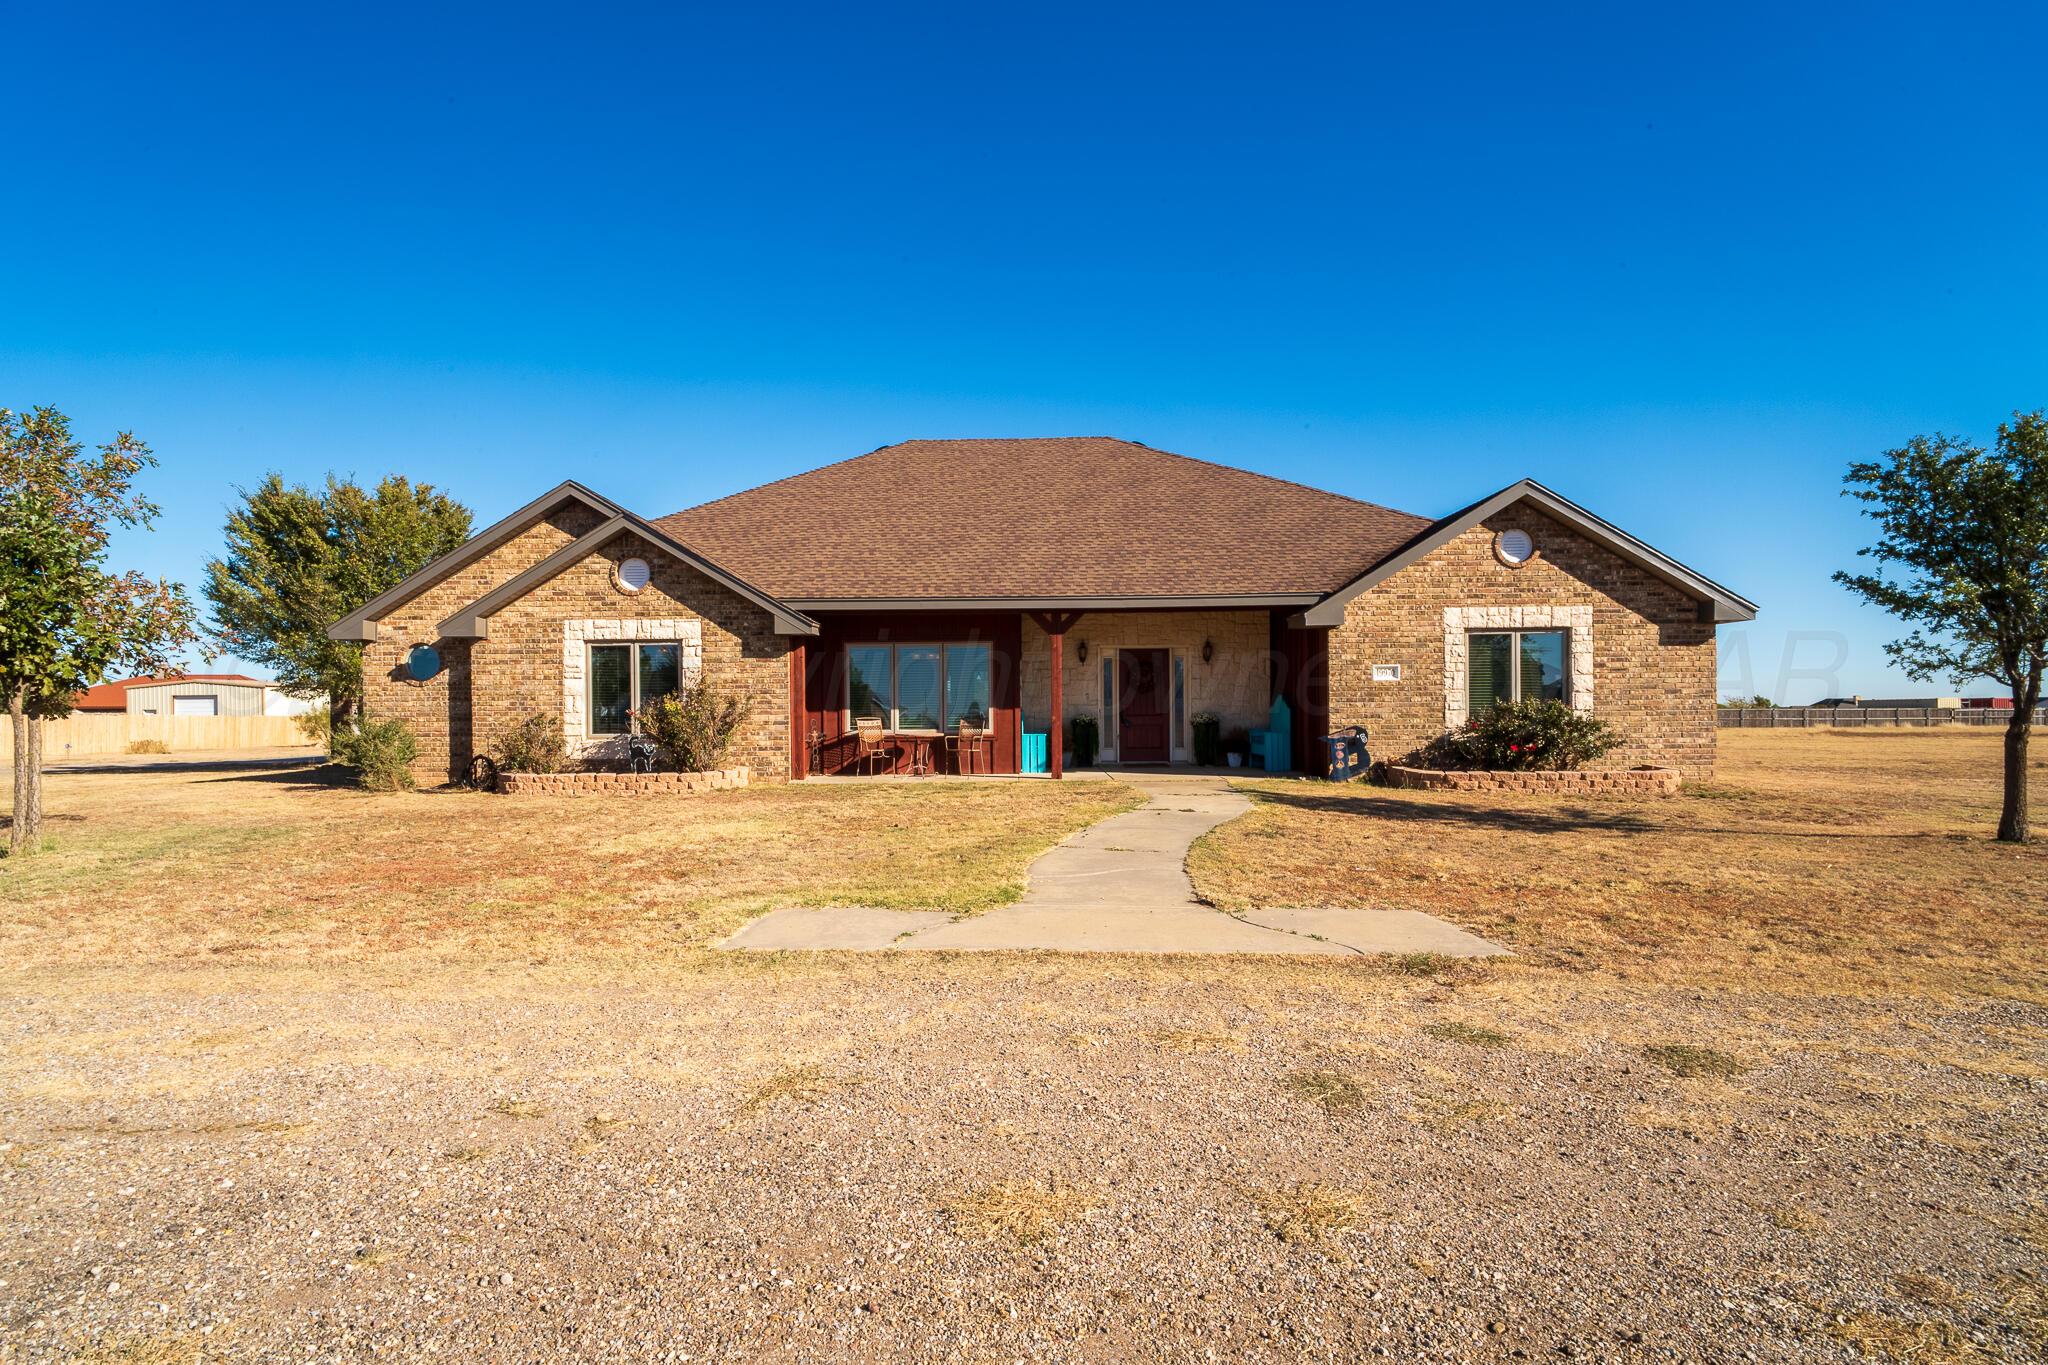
4,954,2039,1363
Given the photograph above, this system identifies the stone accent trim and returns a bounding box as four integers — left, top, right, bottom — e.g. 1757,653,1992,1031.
498,765,749,796
1386,765,1680,797
1442,605,1594,728
561,618,704,755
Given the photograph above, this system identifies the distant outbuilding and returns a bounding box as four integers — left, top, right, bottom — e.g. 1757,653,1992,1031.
71,674,318,718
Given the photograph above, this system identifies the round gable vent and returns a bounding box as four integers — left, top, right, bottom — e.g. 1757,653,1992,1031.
616,557,651,593
1496,529,1534,566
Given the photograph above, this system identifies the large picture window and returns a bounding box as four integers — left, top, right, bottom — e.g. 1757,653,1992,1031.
590,641,683,735
1467,630,1568,712
945,643,992,730
848,642,992,731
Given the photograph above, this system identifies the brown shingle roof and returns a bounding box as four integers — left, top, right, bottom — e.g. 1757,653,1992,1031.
654,437,1429,601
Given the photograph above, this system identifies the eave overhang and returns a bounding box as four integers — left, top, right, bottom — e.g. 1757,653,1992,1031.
438,512,818,639
1289,479,1758,629
326,481,622,642
783,593,1324,614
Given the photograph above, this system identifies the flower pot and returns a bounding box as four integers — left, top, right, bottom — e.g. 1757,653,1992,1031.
1226,752,1243,768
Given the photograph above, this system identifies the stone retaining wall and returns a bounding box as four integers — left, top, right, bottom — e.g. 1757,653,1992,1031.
497,766,750,796
1385,765,1681,797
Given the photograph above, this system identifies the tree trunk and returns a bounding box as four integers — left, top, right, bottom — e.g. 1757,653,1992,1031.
331,692,359,735
1998,689,2036,844
25,706,43,846
8,690,28,855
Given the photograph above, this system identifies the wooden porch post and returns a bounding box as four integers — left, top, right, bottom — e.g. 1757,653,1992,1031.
789,641,807,780
1048,623,1065,780
1029,611,1082,780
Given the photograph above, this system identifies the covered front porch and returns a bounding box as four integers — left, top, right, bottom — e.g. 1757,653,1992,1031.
789,606,1329,778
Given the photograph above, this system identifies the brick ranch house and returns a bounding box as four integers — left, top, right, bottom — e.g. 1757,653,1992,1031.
329,437,1755,786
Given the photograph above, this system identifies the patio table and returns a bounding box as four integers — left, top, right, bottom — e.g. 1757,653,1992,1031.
891,729,939,776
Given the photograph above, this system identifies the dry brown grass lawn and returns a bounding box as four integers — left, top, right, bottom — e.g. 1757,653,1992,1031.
3,730,2044,1359
0,764,1140,966
1195,728,2048,1001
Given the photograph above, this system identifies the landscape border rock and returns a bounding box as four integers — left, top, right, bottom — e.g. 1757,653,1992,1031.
1385,764,1681,797
497,766,750,796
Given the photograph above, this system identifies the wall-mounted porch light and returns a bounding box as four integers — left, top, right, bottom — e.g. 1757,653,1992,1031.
1077,640,1089,663
1201,639,1214,664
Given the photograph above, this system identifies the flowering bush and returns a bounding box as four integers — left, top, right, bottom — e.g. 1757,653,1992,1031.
637,678,746,772
1433,700,1617,771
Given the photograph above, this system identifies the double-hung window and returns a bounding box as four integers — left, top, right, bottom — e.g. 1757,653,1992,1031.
589,642,682,735
847,642,992,731
1467,630,1568,712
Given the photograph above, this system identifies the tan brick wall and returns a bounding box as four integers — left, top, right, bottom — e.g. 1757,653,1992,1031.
363,514,792,784
472,531,790,784
1328,507,1718,779
362,505,607,783
1020,610,1271,756
1385,765,1682,797
498,766,750,796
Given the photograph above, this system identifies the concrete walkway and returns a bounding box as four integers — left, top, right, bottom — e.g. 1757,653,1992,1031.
721,774,1506,958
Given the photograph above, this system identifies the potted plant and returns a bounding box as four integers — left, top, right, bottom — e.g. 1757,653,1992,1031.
1192,712,1222,766
1222,725,1251,769
1070,714,1100,767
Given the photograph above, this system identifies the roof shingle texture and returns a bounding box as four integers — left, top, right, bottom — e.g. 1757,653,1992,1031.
655,438,1429,601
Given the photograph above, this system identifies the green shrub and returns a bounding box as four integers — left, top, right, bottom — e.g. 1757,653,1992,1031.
637,677,746,772
496,713,567,773
1069,714,1100,767
330,717,418,791
1432,699,1617,771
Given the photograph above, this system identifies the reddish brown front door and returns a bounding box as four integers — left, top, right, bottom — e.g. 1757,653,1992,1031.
1118,649,1171,763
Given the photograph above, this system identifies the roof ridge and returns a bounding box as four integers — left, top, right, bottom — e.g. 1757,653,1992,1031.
655,440,915,523
1114,439,1429,524
658,436,1428,525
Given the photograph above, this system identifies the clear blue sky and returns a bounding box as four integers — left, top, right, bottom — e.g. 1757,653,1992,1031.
7,3,2044,702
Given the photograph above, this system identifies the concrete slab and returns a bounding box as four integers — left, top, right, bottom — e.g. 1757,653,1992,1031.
720,773,1508,959
720,906,951,951
1236,907,1511,957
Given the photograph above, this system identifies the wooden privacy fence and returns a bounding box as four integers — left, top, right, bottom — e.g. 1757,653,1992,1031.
1719,706,2048,729
0,713,316,763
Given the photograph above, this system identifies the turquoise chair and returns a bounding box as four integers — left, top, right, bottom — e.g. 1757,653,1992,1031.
1248,696,1292,772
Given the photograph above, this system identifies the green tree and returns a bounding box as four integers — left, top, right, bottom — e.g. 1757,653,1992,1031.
1835,410,2048,842
203,475,471,728
0,407,200,853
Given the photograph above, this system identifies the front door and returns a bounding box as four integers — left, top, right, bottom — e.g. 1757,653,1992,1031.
1117,649,1171,763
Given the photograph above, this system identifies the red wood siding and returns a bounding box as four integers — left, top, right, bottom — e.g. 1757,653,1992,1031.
1272,613,1331,775
799,611,1024,776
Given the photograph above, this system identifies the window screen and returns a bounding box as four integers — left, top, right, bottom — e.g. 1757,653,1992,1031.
590,645,632,735
1468,629,1569,712
897,646,942,730
847,645,892,722
1468,634,1513,713
946,643,992,730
